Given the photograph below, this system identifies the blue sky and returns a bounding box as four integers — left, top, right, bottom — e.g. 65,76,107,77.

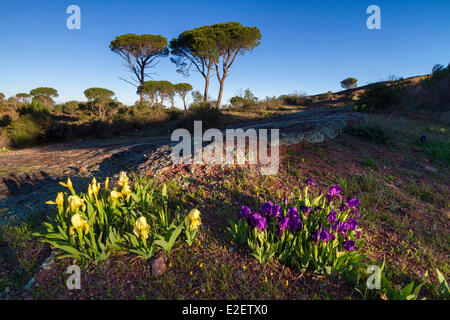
0,0,449,107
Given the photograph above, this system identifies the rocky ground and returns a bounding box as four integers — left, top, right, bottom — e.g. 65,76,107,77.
0,106,364,225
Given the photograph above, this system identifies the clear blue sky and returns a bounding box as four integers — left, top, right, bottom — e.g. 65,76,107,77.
0,0,449,107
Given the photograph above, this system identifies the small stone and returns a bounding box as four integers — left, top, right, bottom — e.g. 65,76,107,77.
234,270,245,281
35,269,51,283
424,165,437,172
151,255,167,278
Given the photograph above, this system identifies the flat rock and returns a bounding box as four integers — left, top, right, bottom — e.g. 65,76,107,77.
0,106,365,225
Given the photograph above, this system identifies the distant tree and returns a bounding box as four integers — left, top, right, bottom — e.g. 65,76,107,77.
142,81,160,106
170,26,217,102
30,87,59,106
110,34,169,104
432,64,444,73
243,88,258,104
63,100,80,114
157,81,175,107
230,96,245,108
191,90,204,105
340,77,358,89
16,93,31,104
30,87,58,98
0,93,5,101
208,22,261,108
7,97,19,111
141,81,175,107
429,63,450,82
175,83,193,111
84,87,115,119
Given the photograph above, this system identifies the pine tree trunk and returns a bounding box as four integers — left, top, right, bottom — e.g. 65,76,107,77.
216,80,225,109
204,78,210,102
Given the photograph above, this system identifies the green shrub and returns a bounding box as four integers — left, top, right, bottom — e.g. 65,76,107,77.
63,101,80,114
354,83,405,113
1,224,40,272
0,128,11,148
6,113,49,147
344,122,391,145
0,114,12,127
19,102,50,116
166,107,184,120
53,105,63,113
418,139,450,165
318,91,334,101
181,102,222,131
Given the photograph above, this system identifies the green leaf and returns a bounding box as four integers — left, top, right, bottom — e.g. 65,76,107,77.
401,282,415,297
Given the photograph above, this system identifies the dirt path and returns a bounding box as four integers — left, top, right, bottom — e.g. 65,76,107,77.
0,106,364,225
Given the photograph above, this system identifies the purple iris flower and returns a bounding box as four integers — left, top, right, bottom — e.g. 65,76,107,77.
355,230,361,239
287,207,299,219
289,217,303,231
284,195,288,208
311,228,321,243
260,201,273,214
326,184,343,203
299,206,311,215
342,240,358,251
254,216,268,231
352,207,360,217
327,210,337,222
345,217,358,231
332,220,347,234
250,212,267,231
345,197,360,209
277,216,290,237
270,204,282,218
239,206,252,220
319,228,335,242
250,212,262,225
278,216,290,230
306,178,316,186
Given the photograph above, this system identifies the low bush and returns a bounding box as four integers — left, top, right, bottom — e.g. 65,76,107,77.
0,128,11,148
180,102,222,131
344,122,391,145
0,114,12,127
35,173,201,263
354,83,405,113
7,113,50,147
228,179,365,275
417,138,450,165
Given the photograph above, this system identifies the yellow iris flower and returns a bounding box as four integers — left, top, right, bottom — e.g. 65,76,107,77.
88,184,93,199
45,192,64,210
109,190,121,203
187,208,202,231
67,195,86,213
59,177,75,194
104,177,109,191
118,171,129,187
69,213,89,235
133,216,150,241
59,177,72,189
91,177,100,197
122,183,131,201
